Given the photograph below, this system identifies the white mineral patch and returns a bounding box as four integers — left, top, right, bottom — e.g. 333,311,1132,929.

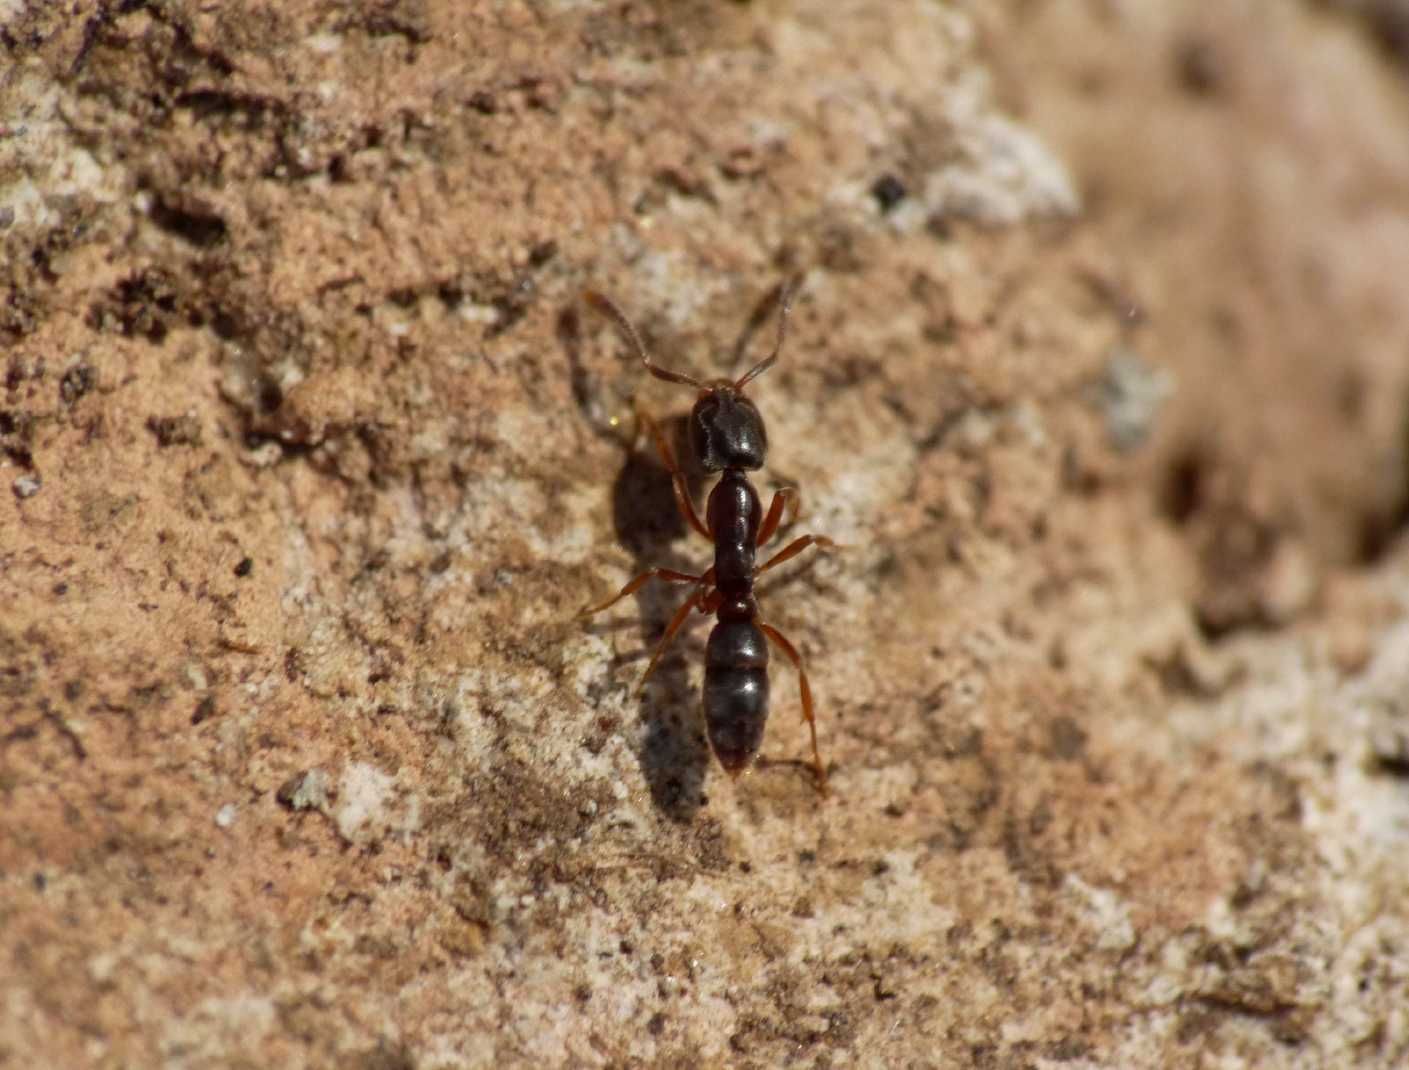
336,762,398,842
1066,874,1137,953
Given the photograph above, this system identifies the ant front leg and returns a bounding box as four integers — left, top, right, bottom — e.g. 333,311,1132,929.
757,620,829,796
637,408,712,542
756,487,800,547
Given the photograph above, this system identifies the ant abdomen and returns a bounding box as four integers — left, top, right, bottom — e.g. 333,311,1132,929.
704,619,770,774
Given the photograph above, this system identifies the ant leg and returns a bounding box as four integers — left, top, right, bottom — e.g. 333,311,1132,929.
638,408,712,541
757,620,829,796
756,487,800,547
636,585,707,694
755,533,840,578
577,566,701,618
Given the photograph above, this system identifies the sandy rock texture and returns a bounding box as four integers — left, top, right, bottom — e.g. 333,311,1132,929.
3,1,1409,1066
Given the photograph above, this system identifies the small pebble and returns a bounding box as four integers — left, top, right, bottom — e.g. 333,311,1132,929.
277,769,331,811
1096,346,1174,453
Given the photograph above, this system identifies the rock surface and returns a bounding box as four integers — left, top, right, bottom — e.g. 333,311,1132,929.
3,1,1408,1066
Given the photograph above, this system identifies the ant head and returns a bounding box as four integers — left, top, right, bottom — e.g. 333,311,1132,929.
690,381,767,472
583,280,798,472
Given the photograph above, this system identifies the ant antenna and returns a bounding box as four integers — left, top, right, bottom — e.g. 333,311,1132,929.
734,277,800,390
583,290,702,389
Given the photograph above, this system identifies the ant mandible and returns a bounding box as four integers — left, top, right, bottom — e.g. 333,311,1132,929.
578,282,838,795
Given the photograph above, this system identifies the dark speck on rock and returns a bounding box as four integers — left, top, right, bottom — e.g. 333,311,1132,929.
871,173,907,213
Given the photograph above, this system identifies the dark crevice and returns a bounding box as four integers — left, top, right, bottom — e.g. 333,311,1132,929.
88,269,181,342
1350,0,1409,70
255,377,284,416
357,1,433,47
1354,387,1409,565
1160,446,1205,526
1,408,35,470
149,195,227,248
1355,501,1409,565
209,307,244,342
174,89,283,125
69,0,236,83
1372,750,1409,779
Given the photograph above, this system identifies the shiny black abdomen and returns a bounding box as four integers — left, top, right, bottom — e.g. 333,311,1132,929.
703,618,770,773
706,471,761,598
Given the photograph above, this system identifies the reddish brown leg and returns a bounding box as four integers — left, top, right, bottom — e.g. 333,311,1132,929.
577,566,701,618
638,409,712,541
636,586,706,694
755,533,839,578
758,620,828,796
756,487,800,547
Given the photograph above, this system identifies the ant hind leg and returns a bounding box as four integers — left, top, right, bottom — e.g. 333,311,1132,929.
636,585,707,694
577,566,701,618
758,620,829,797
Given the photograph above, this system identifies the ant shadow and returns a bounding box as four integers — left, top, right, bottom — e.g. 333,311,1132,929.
561,303,714,821
606,416,714,822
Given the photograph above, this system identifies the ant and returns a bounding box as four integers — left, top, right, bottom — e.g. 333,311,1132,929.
578,282,838,795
